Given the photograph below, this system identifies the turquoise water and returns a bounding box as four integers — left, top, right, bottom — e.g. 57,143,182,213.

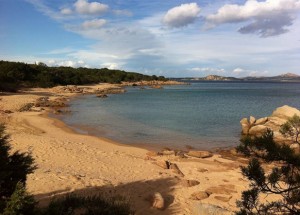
60,82,300,149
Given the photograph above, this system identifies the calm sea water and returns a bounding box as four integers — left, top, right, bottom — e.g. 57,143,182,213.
60,81,300,149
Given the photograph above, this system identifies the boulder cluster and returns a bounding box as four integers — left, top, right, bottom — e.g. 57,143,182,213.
240,105,300,141
52,85,86,94
95,87,125,98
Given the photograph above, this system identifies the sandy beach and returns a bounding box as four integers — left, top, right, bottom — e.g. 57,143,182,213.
0,84,253,214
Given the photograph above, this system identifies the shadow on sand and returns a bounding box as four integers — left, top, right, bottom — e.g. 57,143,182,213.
35,177,181,215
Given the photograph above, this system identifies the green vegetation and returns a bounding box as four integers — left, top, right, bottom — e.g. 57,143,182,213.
0,124,133,215
236,130,300,214
0,60,167,91
280,114,300,144
0,124,36,214
2,182,36,215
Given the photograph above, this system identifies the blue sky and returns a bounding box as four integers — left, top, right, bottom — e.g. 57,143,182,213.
1,0,300,77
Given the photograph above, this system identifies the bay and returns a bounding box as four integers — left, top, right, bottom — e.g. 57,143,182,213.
60,81,300,149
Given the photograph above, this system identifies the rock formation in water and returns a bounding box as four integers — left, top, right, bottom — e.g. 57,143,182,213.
240,105,300,142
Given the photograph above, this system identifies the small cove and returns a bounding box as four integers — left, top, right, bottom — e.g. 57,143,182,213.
58,81,300,150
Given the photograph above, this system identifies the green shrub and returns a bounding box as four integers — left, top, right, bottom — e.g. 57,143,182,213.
3,182,36,215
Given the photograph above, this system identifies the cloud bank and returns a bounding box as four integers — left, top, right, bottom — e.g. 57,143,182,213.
81,19,107,29
206,0,300,37
163,3,201,28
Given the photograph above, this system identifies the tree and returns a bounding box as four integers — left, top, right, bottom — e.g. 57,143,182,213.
0,124,36,213
280,114,300,144
2,182,36,215
236,130,300,215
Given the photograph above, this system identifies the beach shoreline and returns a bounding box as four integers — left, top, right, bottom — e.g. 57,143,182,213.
0,83,251,214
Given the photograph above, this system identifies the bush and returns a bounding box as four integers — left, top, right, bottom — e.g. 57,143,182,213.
3,182,36,215
0,124,36,213
236,130,300,214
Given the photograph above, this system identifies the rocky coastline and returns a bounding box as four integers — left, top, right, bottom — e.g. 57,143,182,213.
240,105,300,144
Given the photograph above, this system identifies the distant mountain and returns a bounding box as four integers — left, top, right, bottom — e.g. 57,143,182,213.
278,73,299,78
198,75,240,81
244,73,300,82
172,73,300,82
175,75,240,81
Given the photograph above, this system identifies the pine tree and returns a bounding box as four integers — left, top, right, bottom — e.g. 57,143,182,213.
0,124,36,213
280,114,300,144
236,130,300,214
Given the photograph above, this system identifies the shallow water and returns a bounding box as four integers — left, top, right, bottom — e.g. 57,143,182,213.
60,81,300,149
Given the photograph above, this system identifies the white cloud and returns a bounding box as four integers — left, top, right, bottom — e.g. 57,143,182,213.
81,19,107,29
233,68,244,74
60,8,73,15
74,0,109,15
206,0,300,37
191,67,225,73
47,60,89,68
163,3,201,28
101,62,120,70
232,68,269,77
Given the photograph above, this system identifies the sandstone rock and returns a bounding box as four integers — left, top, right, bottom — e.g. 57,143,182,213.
255,117,268,125
206,185,236,195
153,161,169,169
198,168,208,173
190,191,210,200
96,94,108,98
19,103,34,112
151,85,163,89
264,117,287,134
249,116,256,125
187,151,213,159
152,192,164,209
181,179,200,187
214,195,232,202
175,150,186,158
240,118,249,125
248,125,268,136
169,163,184,177
146,151,158,157
240,118,250,134
290,143,299,150
96,88,125,95
193,203,231,215
161,150,175,156
271,105,300,120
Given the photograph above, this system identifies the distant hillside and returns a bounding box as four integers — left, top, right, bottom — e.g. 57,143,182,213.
173,73,300,82
173,75,240,81
244,73,300,82
198,75,240,81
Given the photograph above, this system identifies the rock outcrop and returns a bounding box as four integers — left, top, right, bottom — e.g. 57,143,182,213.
186,151,213,159
240,105,300,141
152,192,164,209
